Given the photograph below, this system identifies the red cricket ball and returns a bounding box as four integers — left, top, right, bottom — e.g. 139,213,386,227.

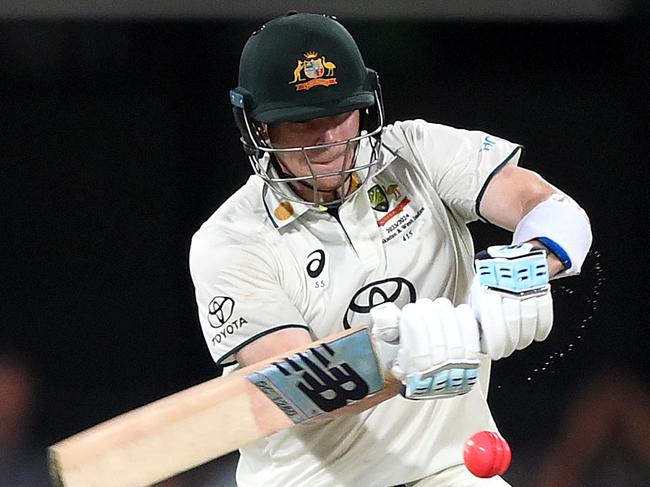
463,430,512,478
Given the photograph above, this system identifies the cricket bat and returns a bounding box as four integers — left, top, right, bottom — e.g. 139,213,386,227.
49,325,401,487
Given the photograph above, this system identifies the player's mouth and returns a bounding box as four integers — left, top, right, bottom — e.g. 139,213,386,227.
307,144,354,164
309,152,350,167
309,153,346,165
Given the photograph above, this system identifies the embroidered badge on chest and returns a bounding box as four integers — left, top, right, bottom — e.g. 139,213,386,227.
368,183,426,245
367,183,402,213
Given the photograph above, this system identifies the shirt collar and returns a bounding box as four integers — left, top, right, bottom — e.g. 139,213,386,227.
262,183,317,229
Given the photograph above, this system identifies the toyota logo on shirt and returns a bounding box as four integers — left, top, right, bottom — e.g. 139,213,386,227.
343,277,416,329
207,296,235,328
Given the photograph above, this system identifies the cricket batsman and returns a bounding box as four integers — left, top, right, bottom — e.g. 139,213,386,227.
190,12,592,486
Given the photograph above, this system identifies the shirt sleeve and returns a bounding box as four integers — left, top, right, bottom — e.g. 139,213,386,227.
189,229,309,368
393,120,524,222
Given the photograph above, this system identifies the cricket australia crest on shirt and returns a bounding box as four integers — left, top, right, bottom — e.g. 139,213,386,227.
247,329,384,423
368,183,401,213
368,183,426,244
289,51,338,91
367,184,389,212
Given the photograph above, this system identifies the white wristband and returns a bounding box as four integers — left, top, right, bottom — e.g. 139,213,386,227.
512,194,592,278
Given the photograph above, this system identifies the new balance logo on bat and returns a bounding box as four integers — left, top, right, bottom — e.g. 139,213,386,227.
276,343,369,412
247,329,384,423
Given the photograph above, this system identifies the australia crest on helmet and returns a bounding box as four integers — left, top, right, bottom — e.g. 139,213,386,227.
289,51,338,91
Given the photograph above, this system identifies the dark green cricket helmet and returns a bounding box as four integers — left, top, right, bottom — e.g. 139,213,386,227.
229,12,386,207
230,12,378,123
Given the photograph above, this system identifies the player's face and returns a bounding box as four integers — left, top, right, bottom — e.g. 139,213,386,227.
267,110,360,202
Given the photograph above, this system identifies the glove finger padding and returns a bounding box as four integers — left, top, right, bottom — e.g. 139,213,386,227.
479,290,509,361
534,291,554,342
369,302,402,372
517,297,538,351
437,299,464,362
457,304,481,360
502,297,522,358
370,302,401,343
398,299,438,373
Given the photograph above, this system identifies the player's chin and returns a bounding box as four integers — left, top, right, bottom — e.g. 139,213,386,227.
313,174,348,191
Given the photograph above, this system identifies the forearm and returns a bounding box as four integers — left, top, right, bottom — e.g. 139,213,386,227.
479,164,592,278
479,165,558,231
236,327,313,367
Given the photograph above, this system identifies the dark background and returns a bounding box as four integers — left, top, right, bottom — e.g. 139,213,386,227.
1,12,649,485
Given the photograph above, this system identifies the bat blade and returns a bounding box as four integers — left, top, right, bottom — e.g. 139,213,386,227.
49,326,399,486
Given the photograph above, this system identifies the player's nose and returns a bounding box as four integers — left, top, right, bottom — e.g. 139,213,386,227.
311,116,343,145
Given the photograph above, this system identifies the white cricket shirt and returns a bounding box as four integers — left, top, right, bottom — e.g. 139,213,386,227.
190,120,523,487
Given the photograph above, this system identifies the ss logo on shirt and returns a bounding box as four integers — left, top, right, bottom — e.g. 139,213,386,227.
306,249,329,290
